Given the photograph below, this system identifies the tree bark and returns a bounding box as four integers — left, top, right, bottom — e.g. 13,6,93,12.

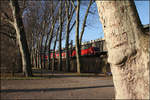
96,1,149,99
9,0,32,77
75,0,81,73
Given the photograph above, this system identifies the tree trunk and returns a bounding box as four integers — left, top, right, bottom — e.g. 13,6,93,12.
96,1,149,99
75,0,81,73
43,34,49,69
37,49,40,68
52,27,59,72
39,34,44,69
34,49,37,68
9,0,32,77
58,1,63,71
48,20,56,70
37,40,42,69
65,1,70,72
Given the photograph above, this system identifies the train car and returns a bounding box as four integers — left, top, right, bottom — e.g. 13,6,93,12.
42,46,100,60
72,46,100,57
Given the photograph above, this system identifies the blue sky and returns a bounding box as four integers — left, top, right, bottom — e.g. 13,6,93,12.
64,1,149,47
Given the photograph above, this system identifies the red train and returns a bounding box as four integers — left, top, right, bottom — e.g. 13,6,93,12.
42,46,100,60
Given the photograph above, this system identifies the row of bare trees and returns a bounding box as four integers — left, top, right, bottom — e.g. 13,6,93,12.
1,0,149,99
0,0,94,76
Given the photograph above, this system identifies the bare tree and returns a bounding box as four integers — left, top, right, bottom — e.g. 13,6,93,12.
65,0,75,72
47,1,60,70
9,0,32,77
96,1,149,99
52,26,59,72
75,0,81,73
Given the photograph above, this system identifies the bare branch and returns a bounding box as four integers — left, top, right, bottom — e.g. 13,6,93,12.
71,0,76,9
0,32,16,40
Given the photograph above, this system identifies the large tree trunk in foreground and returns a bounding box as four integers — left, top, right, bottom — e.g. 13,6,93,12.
96,1,149,99
9,0,32,77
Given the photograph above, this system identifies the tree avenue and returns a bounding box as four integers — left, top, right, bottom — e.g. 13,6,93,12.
1,0,149,99
96,1,149,99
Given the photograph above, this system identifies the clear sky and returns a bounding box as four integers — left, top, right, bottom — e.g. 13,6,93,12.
59,1,149,48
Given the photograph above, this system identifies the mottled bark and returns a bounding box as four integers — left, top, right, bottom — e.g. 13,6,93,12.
9,0,32,77
96,1,149,99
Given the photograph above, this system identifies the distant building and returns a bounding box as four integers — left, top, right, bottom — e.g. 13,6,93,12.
81,38,107,53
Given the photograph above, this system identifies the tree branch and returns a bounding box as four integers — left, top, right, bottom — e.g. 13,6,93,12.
0,32,16,40
79,0,93,45
71,0,76,10
69,20,76,33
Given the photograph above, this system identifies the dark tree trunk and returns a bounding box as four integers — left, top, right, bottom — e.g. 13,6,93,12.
39,35,44,69
65,1,70,72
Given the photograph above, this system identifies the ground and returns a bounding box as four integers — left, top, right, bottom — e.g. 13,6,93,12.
1,72,115,99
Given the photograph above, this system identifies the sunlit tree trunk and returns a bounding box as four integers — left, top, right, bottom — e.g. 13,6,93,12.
9,0,32,77
96,1,149,99
75,0,81,73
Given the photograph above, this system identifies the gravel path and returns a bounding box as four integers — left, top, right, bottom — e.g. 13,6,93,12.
1,76,115,99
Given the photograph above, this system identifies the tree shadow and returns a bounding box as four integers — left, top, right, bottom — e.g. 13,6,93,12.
33,74,106,78
1,85,114,93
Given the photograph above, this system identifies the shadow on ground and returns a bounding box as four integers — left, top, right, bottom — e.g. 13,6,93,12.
1,85,114,93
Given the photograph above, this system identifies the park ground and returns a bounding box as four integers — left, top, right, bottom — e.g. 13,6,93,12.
1,70,115,99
